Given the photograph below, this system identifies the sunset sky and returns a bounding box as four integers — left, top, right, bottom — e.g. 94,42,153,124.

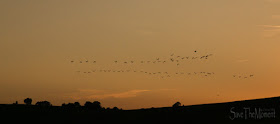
1,0,280,109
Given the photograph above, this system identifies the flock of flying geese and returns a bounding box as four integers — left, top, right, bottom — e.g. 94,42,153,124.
232,74,254,79
69,52,215,79
70,53,214,66
69,52,255,79
113,53,213,66
76,69,215,79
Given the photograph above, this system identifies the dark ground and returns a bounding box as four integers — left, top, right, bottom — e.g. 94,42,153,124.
1,96,280,124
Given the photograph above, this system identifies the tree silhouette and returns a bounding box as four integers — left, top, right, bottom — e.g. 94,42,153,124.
24,98,32,105
84,101,102,111
84,101,92,107
74,102,80,107
172,102,181,107
92,101,101,109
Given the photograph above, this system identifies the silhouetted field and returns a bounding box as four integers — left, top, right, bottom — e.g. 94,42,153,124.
1,96,280,124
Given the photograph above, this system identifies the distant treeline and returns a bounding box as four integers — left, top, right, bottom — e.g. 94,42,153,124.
4,98,123,112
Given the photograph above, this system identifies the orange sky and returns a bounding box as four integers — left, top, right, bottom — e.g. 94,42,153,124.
1,0,280,109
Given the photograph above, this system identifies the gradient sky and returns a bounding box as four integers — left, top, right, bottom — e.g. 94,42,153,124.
1,0,280,109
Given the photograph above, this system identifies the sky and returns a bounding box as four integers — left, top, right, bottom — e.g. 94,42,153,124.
1,0,280,109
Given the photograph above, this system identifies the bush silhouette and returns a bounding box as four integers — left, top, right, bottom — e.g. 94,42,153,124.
113,107,119,111
62,102,81,108
172,102,181,107
35,101,52,106
24,98,32,105
13,101,18,105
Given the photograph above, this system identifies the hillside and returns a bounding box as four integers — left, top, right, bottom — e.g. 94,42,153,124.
1,96,280,124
